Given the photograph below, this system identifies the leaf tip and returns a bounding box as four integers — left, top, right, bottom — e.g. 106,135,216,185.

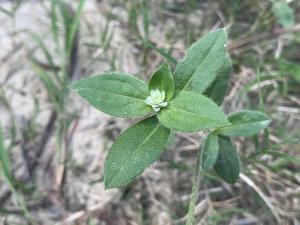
221,27,227,33
66,83,73,90
69,82,78,91
213,27,227,36
104,181,113,190
226,177,239,184
104,175,115,190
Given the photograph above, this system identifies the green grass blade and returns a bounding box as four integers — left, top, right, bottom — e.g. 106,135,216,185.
0,124,31,221
63,0,85,56
31,33,62,85
50,0,60,49
0,123,11,181
140,0,149,40
128,2,139,34
31,61,62,112
144,41,177,65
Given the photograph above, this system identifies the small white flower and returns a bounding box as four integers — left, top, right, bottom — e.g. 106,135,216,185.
145,89,168,112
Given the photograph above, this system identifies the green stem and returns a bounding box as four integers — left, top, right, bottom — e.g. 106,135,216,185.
186,148,202,225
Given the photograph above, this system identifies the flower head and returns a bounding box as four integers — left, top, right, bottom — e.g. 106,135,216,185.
145,89,168,112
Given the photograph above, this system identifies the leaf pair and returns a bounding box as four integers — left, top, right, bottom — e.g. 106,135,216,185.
201,133,240,184
201,110,271,184
71,29,233,189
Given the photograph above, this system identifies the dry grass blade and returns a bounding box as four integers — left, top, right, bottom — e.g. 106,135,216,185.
239,173,281,224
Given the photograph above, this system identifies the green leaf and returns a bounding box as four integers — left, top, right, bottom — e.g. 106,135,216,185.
217,110,271,136
104,116,170,189
71,73,152,118
157,91,229,132
276,59,300,83
174,29,227,94
201,132,219,171
272,0,294,28
214,136,240,184
0,123,13,183
204,55,232,105
148,63,174,101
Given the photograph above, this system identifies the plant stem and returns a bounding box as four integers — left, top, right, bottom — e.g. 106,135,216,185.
185,147,202,225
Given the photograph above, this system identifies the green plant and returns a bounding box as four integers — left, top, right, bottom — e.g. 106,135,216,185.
71,29,271,223
272,0,294,28
0,123,30,221
128,0,177,65
31,0,85,163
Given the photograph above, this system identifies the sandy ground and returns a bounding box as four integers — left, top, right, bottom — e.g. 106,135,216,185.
0,1,300,225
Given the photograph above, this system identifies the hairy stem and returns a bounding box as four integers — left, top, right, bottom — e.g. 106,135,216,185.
186,147,202,225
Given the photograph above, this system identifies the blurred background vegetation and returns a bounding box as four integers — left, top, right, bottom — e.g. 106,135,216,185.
0,0,299,224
